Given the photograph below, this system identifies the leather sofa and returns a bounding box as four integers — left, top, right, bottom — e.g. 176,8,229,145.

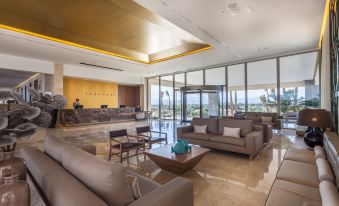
21,136,194,206
245,112,283,130
221,116,273,143
265,131,339,206
177,118,264,157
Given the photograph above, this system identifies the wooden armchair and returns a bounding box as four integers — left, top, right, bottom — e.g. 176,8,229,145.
136,126,168,149
108,129,145,163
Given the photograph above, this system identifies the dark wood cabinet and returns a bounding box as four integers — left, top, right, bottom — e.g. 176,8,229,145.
118,85,140,107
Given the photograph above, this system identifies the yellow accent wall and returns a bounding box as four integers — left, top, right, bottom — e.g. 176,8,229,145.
63,77,118,109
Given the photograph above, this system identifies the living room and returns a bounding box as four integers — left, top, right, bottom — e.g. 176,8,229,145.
0,0,338,206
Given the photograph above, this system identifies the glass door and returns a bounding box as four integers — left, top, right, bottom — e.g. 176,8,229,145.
182,85,222,122
175,89,182,120
202,92,219,118
183,92,200,121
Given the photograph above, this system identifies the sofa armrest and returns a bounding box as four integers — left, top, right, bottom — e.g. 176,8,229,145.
126,170,161,195
128,177,194,206
245,131,264,155
177,126,193,139
275,119,283,130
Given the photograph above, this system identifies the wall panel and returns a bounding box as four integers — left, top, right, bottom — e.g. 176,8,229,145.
63,77,118,108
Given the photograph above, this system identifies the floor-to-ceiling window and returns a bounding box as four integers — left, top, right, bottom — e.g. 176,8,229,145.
227,64,245,115
205,67,225,116
160,75,174,119
247,59,277,112
280,52,320,116
185,71,203,119
186,70,203,86
147,51,320,122
174,73,185,120
148,77,160,118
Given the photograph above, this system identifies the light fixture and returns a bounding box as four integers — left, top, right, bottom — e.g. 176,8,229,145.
257,47,269,52
227,2,240,16
245,6,255,14
222,2,254,16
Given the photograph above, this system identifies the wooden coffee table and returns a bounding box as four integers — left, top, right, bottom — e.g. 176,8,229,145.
144,143,210,174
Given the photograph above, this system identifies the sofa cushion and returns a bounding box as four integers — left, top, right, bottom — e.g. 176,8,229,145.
44,135,67,163
323,132,339,189
250,117,262,123
319,181,339,206
314,146,327,159
21,147,107,206
61,146,134,206
181,132,214,141
258,112,278,122
223,127,241,138
218,119,253,137
193,125,207,134
245,112,257,118
316,158,335,183
209,135,246,147
265,179,321,206
277,160,319,188
192,118,218,134
284,148,316,164
261,116,272,123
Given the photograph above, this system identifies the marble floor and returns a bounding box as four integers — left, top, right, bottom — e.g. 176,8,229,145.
17,120,307,206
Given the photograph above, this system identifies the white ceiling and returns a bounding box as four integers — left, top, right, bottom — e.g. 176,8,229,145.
0,0,325,79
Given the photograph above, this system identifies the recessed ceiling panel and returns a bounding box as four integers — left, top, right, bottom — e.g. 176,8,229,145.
0,0,211,64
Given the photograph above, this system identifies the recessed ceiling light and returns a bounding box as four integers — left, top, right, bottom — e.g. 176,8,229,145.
245,6,255,14
220,7,226,13
227,2,240,16
257,47,269,52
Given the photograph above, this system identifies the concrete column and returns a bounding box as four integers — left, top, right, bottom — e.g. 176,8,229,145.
320,15,331,110
54,63,64,95
44,74,54,93
139,84,145,110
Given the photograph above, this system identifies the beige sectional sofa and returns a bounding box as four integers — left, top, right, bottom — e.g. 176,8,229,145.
265,132,339,206
177,118,264,157
21,136,194,206
244,112,283,130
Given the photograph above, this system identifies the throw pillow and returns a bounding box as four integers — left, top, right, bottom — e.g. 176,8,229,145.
261,116,272,123
223,127,241,138
127,175,142,200
194,125,207,134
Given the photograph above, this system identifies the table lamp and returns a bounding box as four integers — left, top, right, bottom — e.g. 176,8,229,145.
297,109,335,148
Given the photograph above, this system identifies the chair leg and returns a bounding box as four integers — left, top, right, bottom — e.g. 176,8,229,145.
127,150,130,163
108,148,112,161
120,152,123,163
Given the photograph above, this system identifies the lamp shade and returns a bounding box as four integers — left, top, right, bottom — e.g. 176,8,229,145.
297,109,333,129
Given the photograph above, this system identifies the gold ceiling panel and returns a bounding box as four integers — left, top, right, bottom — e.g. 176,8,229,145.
0,0,211,64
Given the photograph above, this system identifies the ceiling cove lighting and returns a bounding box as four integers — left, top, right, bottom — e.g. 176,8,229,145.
319,0,330,48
